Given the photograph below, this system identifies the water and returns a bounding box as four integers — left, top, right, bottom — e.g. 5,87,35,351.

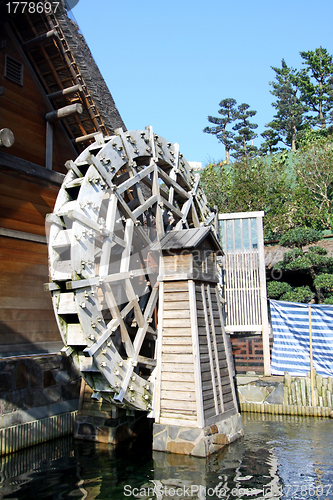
0,414,332,500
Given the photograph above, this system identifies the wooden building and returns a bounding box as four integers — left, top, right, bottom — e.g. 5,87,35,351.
0,0,125,453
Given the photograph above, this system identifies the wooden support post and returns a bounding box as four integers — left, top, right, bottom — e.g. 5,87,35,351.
309,305,315,407
46,121,53,170
45,103,83,123
257,214,271,375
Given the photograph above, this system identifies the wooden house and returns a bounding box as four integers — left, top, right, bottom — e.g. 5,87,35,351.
0,0,125,453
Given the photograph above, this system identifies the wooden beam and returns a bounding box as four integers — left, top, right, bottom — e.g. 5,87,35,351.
201,283,219,416
188,280,204,428
46,121,53,170
72,132,103,144
257,214,271,376
0,228,46,244
219,211,265,220
0,151,64,184
45,104,83,123
0,128,15,148
47,84,83,100
207,284,224,413
21,29,57,49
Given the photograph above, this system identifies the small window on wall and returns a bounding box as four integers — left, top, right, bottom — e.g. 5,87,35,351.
4,54,23,86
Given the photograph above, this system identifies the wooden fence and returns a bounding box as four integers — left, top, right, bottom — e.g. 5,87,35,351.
230,335,273,374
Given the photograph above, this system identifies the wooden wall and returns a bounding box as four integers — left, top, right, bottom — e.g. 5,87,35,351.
159,281,198,422
0,24,82,354
0,23,75,173
0,167,59,235
196,283,235,419
0,167,62,354
158,278,237,427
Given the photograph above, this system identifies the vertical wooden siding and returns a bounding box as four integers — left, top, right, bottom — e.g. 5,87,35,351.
160,281,197,421
196,283,235,419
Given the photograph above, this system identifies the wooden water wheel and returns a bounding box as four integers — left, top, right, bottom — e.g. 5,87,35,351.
47,127,213,411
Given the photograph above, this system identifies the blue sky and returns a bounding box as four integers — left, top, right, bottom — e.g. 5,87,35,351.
71,0,333,166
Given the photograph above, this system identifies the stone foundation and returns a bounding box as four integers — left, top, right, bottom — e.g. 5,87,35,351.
153,413,243,457
75,412,138,445
75,382,152,444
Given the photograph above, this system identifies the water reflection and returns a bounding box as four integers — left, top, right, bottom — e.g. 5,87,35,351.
0,414,332,499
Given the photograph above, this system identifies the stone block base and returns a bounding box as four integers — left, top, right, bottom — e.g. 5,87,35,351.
153,413,243,457
74,414,135,444
74,410,153,445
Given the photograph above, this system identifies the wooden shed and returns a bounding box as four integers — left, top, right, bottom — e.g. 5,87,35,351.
153,228,243,457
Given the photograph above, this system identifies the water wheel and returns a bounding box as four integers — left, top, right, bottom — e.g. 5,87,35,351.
47,127,213,411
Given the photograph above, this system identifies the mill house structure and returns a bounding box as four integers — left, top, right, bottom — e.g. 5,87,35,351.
0,0,124,453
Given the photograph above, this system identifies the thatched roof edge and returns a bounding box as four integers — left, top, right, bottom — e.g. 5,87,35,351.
56,1,126,134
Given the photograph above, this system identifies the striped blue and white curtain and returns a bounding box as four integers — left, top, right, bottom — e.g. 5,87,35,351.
270,300,333,377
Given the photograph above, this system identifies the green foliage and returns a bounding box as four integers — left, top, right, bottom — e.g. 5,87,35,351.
267,280,292,299
298,47,333,128
200,150,326,239
260,127,280,155
296,126,333,147
269,59,306,151
323,295,333,305
204,99,258,162
313,273,333,292
267,280,313,303
271,228,333,304
202,48,333,239
199,163,231,212
203,98,237,164
295,138,333,228
232,103,258,159
280,286,313,303
278,227,322,248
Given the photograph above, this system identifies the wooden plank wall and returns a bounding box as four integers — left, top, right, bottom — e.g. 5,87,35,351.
0,24,75,173
0,168,59,236
196,283,236,420
0,168,61,352
159,281,197,422
0,236,61,350
161,252,192,278
193,249,216,282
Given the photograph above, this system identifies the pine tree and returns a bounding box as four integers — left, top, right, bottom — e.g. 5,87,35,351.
260,126,280,154
203,98,237,164
232,103,258,159
269,59,306,151
298,47,333,129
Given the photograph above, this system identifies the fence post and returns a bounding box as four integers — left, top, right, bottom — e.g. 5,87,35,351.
257,214,271,376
